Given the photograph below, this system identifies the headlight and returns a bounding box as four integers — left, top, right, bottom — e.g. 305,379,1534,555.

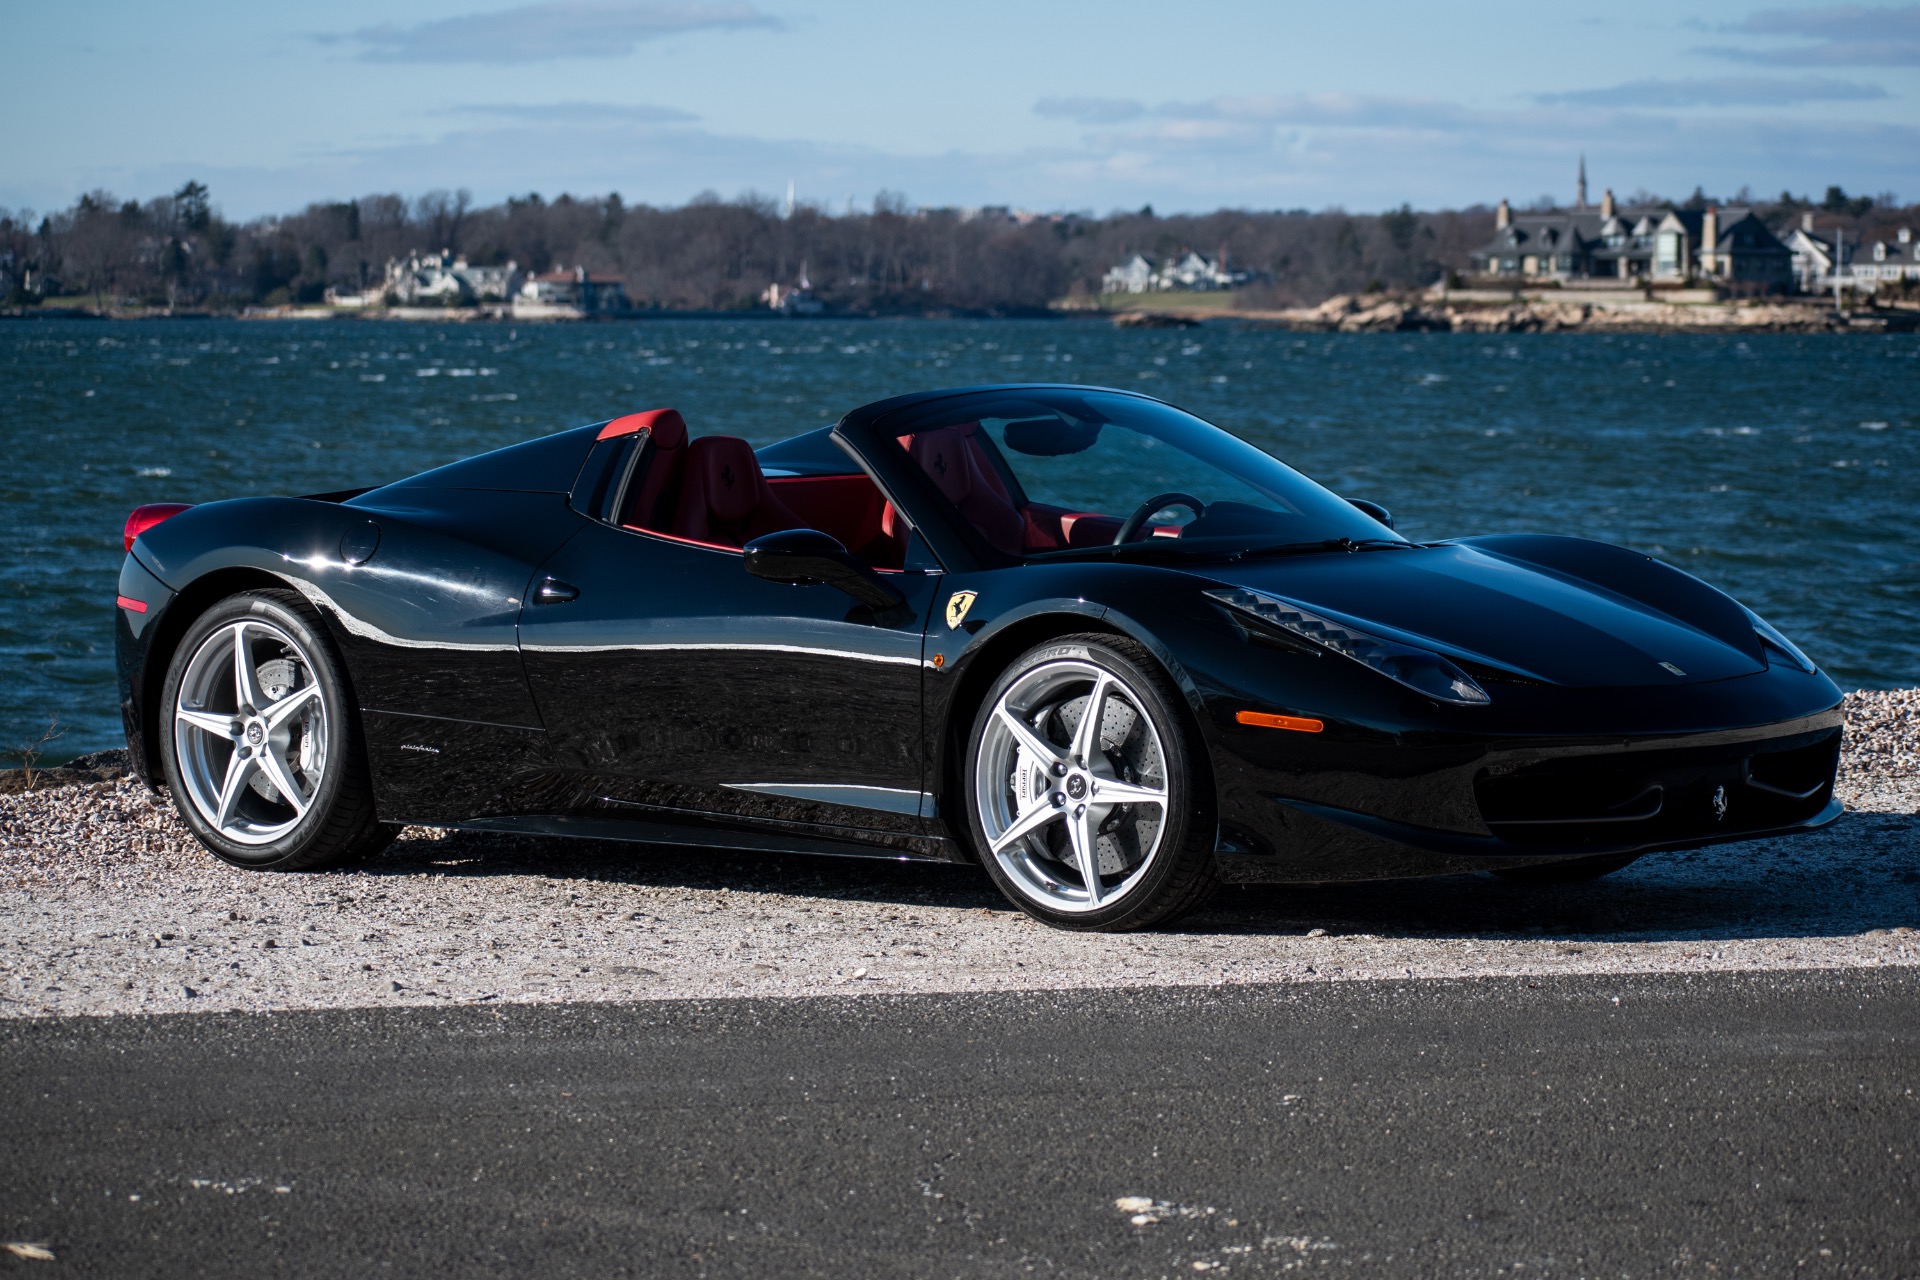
1747,609,1816,674
1208,587,1490,705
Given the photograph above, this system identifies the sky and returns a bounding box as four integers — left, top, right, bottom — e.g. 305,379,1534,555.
3,1,1916,219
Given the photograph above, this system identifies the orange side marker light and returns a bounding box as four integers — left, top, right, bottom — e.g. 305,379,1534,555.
1235,710,1323,733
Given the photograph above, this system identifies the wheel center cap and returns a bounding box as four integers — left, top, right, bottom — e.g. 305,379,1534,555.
1065,773,1088,800
245,722,264,746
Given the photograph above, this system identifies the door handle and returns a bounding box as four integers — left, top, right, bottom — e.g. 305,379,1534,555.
534,577,579,604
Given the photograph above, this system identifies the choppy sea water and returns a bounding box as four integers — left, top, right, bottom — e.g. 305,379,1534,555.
2,318,1915,759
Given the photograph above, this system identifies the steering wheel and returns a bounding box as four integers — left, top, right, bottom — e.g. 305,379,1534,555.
1113,492,1206,544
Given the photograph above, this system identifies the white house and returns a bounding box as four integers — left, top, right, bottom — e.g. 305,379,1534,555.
1777,214,1840,293
1157,251,1240,290
762,280,824,315
383,251,521,305
1855,228,1919,286
1101,250,1255,294
515,266,629,315
1102,254,1155,294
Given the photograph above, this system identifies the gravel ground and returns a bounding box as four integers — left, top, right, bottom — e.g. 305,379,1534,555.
3,691,1915,1019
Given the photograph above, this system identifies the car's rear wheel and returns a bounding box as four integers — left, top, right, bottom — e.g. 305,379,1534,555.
964,634,1218,930
1492,853,1641,884
160,589,392,871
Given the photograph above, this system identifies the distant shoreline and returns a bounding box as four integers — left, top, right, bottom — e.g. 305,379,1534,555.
5,295,1916,334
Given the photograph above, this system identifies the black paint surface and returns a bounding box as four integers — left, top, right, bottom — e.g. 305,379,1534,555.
114,384,1849,882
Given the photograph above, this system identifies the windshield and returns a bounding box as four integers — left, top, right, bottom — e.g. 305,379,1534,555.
880,389,1397,562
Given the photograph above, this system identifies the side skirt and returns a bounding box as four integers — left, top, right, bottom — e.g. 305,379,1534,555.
447,810,965,864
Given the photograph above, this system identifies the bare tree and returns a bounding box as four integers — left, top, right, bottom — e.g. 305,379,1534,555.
19,182,1912,315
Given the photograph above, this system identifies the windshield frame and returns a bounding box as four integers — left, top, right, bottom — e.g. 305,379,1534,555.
838,384,1399,571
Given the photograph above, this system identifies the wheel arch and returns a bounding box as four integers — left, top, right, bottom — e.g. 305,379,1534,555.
136,567,314,787
932,603,1211,857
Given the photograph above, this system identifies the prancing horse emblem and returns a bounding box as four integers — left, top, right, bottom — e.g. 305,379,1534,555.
945,590,978,630
1711,785,1728,822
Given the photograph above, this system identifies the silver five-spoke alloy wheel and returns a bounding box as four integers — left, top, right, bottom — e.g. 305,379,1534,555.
172,618,329,845
973,658,1170,914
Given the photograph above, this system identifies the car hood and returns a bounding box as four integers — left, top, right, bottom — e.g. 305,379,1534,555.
1207,535,1767,688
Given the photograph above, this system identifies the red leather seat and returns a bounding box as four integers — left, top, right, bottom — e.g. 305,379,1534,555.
909,425,1025,556
670,436,803,547
617,408,689,531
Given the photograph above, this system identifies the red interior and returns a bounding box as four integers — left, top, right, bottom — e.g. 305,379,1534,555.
621,429,907,568
616,417,1131,566
615,409,690,532
899,423,1123,553
599,407,685,442
768,475,907,568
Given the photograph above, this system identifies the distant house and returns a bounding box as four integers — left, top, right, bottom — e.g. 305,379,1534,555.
516,266,628,315
1159,251,1240,290
1100,249,1256,294
383,251,521,305
1471,189,1791,289
762,269,824,315
1102,254,1155,294
323,287,379,309
1776,214,1839,293
1855,228,1919,286
947,205,1061,227
1689,206,1794,287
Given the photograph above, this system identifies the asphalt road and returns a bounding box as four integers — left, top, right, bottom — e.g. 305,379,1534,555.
3,971,1916,1278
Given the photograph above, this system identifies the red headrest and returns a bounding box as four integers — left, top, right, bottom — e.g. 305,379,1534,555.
599,407,687,447
683,436,763,523
909,426,977,504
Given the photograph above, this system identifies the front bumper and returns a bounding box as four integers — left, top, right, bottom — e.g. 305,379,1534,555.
1215,794,1843,884
1205,666,1846,883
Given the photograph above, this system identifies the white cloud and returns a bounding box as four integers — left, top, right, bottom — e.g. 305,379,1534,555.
446,102,701,122
1537,75,1890,106
321,1,781,64
1696,3,1920,65
27,91,1916,219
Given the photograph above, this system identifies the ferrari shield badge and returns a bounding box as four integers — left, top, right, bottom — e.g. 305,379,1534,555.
945,590,978,630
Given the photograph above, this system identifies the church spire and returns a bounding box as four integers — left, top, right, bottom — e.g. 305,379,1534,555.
1577,155,1589,210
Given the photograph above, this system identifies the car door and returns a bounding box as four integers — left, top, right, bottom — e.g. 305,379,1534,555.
517,518,942,837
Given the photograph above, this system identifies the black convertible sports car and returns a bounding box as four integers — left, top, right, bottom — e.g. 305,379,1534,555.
115,384,1844,929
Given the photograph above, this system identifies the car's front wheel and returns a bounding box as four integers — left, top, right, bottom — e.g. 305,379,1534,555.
159,589,391,870
964,634,1218,930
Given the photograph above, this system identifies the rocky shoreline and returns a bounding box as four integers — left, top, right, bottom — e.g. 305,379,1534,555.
1117,294,1920,334
1,690,1912,1019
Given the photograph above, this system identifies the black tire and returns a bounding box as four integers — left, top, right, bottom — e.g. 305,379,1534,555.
963,633,1219,930
159,588,392,871
1492,853,1641,884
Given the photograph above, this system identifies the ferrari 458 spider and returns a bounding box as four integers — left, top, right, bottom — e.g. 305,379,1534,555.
116,384,1843,929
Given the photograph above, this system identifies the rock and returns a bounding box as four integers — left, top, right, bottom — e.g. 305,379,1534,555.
1112,311,1200,329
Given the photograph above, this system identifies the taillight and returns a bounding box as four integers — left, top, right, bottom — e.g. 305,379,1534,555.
124,503,194,552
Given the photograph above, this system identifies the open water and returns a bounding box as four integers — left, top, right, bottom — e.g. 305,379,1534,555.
2,317,1915,759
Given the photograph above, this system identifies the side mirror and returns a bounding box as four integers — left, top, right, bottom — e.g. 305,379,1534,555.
744,528,909,617
1347,498,1394,530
